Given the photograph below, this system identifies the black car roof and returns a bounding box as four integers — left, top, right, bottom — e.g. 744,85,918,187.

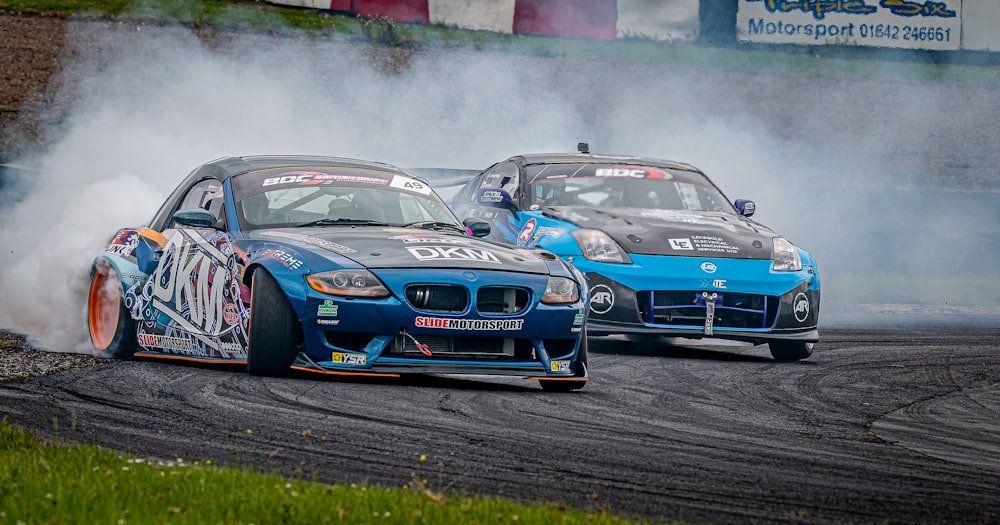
509,153,703,173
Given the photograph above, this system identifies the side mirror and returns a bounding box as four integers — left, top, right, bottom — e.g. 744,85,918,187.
173,208,219,228
476,188,514,209
463,218,491,238
734,199,755,217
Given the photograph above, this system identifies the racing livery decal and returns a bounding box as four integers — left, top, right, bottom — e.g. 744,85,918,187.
127,229,249,358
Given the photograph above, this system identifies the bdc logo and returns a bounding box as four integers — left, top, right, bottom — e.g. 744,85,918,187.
589,284,615,315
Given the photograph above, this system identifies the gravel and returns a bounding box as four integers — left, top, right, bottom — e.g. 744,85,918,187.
0,331,105,383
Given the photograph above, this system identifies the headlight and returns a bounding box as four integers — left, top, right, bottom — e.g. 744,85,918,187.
771,238,802,272
541,276,580,304
571,229,632,264
306,269,390,297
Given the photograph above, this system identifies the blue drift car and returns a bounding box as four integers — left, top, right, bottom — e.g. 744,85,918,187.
447,146,820,361
87,155,589,390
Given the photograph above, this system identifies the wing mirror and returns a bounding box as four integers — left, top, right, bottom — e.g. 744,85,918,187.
462,218,492,237
734,199,755,217
173,208,219,228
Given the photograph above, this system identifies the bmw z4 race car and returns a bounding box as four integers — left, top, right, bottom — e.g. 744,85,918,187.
446,145,820,361
87,155,589,390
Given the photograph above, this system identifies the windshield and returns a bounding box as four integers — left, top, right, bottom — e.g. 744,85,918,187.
526,163,735,213
231,167,460,230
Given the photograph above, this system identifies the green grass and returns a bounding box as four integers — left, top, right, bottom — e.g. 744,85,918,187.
2,0,1000,88
0,421,658,524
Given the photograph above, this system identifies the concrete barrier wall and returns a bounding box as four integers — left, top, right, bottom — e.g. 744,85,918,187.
264,0,699,41
428,0,516,33
962,0,1000,51
617,0,699,41
263,0,999,51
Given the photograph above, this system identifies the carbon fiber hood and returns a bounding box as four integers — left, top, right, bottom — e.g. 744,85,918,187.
545,207,776,259
261,228,550,273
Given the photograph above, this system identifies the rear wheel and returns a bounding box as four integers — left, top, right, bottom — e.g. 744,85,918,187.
87,264,137,359
246,268,298,377
539,332,588,392
768,341,814,361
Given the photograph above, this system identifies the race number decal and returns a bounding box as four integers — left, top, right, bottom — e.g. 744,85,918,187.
390,175,431,195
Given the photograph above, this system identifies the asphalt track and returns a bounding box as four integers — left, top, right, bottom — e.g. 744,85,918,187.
2,328,999,524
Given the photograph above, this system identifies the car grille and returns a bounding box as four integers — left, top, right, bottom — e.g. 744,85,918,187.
391,335,535,359
405,284,469,313
476,286,530,314
636,290,779,329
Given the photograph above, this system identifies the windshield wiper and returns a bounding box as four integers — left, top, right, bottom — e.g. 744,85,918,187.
402,221,468,234
297,218,391,227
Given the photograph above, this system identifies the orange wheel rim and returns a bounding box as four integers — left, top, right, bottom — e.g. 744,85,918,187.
88,268,120,350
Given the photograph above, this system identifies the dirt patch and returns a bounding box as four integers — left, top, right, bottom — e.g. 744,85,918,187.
0,15,64,161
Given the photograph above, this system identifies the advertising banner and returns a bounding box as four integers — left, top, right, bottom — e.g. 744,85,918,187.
736,0,962,50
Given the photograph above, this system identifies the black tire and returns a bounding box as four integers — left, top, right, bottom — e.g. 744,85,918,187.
539,332,589,392
87,263,137,359
246,268,299,377
768,341,814,361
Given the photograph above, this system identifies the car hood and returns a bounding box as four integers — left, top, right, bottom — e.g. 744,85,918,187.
544,207,776,259
257,228,550,274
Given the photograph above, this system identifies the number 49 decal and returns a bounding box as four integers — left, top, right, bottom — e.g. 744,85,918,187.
390,175,431,195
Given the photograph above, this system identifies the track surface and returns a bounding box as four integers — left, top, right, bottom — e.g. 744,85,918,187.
2,329,998,524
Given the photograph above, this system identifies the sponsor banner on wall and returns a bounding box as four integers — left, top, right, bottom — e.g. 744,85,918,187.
737,0,962,50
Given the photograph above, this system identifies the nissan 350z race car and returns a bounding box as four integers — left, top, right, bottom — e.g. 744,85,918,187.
87,155,589,390
446,145,820,361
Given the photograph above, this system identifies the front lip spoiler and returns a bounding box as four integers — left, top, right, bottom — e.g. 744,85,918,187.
585,320,819,345
292,352,575,377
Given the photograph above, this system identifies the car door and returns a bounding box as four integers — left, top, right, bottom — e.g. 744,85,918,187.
133,179,250,360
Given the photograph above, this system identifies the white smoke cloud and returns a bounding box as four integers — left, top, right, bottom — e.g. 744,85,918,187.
1,17,997,352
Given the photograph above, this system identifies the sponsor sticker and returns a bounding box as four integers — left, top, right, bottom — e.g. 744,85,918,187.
390,235,469,245
700,261,717,273
794,293,810,322
262,249,303,270
691,235,740,255
137,333,194,353
318,300,339,317
414,316,524,331
589,284,615,315
480,189,504,203
219,340,244,356
669,238,694,250
594,166,669,179
223,304,240,325
262,172,389,187
406,246,500,264
261,231,357,254
573,310,584,326
332,352,366,365
550,360,571,372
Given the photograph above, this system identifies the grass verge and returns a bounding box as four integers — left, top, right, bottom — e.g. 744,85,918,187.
0,421,657,524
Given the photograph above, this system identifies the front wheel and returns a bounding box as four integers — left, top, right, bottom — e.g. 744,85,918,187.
768,341,814,361
246,268,299,377
539,333,588,392
87,263,137,359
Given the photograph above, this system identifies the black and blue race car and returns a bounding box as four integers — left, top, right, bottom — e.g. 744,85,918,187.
446,145,820,361
87,155,589,390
